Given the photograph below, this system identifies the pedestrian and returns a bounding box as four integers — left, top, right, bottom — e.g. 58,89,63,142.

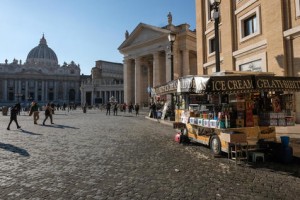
113,103,118,116
7,104,21,130
128,103,134,113
134,103,140,116
16,102,21,115
43,103,54,125
106,102,111,115
30,101,40,124
150,102,157,118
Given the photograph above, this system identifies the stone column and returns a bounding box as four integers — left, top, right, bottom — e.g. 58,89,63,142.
53,81,57,101
165,50,171,82
35,80,38,100
183,50,190,76
135,57,142,105
42,81,45,102
4,80,8,101
153,52,160,87
18,80,21,93
124,59,132,104
45,81,48,101
25,81,28,99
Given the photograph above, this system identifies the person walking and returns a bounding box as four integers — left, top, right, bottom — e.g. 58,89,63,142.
43,103,54,125
30,101,40,124
7,104,21,130
106,102,111,115
134,103,140,116
16,102,21,115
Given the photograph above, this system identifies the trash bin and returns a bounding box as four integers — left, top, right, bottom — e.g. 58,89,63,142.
280,136,290,147
2,106,8,116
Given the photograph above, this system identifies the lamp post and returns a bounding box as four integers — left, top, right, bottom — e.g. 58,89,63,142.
168,32,176,120
210,0,221,72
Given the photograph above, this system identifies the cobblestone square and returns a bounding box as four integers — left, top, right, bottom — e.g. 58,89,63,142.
0,109,299,200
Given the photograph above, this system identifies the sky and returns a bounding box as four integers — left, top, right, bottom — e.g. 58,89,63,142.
0,0,196,75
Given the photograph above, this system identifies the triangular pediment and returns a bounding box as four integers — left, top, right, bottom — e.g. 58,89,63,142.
119,23,170,50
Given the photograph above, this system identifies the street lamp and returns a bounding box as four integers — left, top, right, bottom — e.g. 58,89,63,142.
168,32,176,120
210,0,221,72
168,33,176,80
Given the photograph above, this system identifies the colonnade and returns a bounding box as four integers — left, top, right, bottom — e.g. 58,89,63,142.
1,79,80,104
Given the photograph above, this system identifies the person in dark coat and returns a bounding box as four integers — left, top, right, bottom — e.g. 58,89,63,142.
106,102,111,115
113,103,118,116
43,103,54,125
7,104,21,130
134,103,140,116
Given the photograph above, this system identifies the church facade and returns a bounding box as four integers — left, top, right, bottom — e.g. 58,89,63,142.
0,35,81,107
118,13,197,106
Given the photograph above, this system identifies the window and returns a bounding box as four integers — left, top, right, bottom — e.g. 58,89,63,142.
239,7,261,42
243,15,257,37
206,0,213,23
296,0,300,18
209,37,216,54
207,33,221,57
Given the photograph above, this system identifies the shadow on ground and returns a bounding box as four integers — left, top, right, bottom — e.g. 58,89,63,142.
21,129,42,136
0,142,30,157
180,141,300,178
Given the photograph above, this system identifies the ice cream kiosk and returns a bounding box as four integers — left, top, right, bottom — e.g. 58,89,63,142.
155,71,300,162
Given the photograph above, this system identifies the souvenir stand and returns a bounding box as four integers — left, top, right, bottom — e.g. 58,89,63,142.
155,71,300,163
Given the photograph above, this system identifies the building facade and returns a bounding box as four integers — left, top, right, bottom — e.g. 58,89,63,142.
0,35,81,107
80,60,124,106
118,13,197,106
196,0,300,122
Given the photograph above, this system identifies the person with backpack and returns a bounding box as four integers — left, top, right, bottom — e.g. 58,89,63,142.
43,103,54,125
30,101,40,124
7,104,21,130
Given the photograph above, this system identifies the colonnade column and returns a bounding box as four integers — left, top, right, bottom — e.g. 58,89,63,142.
42,81,45,102
183,50,190,76
4,80,7,101
135,57,142,105
25,81,28,99
45,82,48,101
53,81,57,101
35,80,38,100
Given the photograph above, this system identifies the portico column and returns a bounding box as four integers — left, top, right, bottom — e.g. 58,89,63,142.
135,57,142,105
153,52,160,87
124,59,131,104
165,50,171,82
183,50,190,76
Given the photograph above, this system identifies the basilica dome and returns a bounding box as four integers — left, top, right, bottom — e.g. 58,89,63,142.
26,34,58,66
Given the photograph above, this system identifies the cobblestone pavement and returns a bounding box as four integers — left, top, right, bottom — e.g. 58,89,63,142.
0,109,300,200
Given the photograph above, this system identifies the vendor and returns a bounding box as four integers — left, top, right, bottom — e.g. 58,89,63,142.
272,96,281,112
